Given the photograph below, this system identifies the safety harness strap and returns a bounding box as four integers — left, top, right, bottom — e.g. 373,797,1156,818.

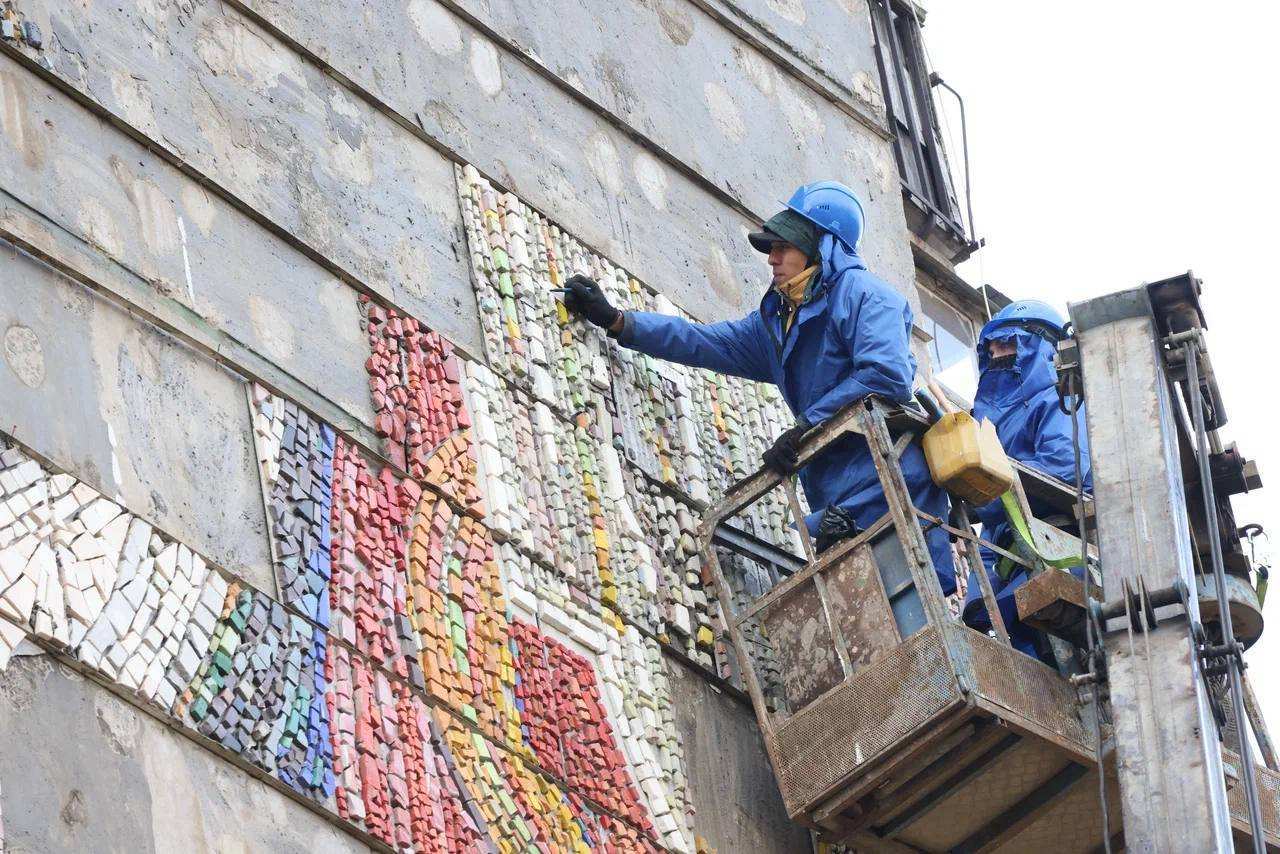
995,490,1082,580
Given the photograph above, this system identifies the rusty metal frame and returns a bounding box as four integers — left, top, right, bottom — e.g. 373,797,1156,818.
698,401,864,745
953,501,1011,645
698,398,969,742
698,400,937,741
697,395,1105,837
730,515,893,626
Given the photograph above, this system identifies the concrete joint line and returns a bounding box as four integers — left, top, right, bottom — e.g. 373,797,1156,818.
0,208,399,475
687,0,893,141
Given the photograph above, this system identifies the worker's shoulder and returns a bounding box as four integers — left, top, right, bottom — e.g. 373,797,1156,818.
828,266,910,309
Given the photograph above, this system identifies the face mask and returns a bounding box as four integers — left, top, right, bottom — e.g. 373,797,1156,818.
987,354,1017,372
977,341,1023,408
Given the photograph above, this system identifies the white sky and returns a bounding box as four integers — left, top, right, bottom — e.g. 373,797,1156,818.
923,3,1280,736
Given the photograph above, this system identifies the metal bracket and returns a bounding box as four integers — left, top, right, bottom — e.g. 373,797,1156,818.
1054,336,1082,405
1092,577,1186,634
1146,579,1245,733
1069,669,1109,709
1088,576,1243,732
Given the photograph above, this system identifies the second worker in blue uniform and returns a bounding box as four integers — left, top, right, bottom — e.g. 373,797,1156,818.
960,300,1093,657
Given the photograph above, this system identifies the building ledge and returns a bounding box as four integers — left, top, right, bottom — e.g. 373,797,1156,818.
910,232,1010,321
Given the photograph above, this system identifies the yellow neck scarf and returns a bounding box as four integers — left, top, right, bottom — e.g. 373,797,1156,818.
776,265,819,333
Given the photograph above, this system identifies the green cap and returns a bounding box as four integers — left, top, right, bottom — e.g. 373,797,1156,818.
748,209,821,261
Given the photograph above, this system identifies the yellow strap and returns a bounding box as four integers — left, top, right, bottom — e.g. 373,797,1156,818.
995,491,1082,580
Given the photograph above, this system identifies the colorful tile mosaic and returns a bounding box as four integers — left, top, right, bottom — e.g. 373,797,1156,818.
362,296,483,515
455,164,804,524
0,161,845,854
510,619,657,840
0,441,335,804
251,384,335,624
454,164,807,668
327,435,417,672
175,583,333,799
0,433,691,850
248,366,697,850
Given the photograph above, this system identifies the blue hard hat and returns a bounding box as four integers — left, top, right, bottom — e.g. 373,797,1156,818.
783,181,865,252
979,299,1067,345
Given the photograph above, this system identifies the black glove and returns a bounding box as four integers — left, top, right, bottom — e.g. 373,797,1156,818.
815,506,861,553
762,419,812,473
559,274,621,330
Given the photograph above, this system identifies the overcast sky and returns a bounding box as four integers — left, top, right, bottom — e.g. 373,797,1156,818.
923,2,1280,735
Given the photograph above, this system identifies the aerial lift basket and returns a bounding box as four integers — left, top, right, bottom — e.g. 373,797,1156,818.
699,396,1280,850
698,397,1117,852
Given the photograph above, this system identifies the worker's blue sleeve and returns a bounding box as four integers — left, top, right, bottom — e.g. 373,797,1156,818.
802,290,916,424
616,310,774,382
974,496,1005,531
1027,396,1087,487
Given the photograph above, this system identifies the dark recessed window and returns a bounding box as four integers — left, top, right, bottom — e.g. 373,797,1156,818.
870,1,965,240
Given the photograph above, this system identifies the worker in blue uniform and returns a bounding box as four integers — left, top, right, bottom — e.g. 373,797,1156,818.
961,300,1093,656
557,181,955,595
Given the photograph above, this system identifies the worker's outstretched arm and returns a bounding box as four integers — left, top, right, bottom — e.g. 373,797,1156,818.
558,273,774,382
802,286,916,423
616,310,774,382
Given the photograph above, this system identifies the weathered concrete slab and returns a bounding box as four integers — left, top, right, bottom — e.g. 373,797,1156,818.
0,52,376,428
242,0,915,309
0,655,373,854
665,655,811,852
438,0,912,294
445,0,889,193
0,250,273,589
709,0,883,103
227,0,762,320
20,0,480,353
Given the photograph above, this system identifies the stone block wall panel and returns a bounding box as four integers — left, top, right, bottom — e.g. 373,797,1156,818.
15,0,482,355
0,248,273,590
235,0,915,310
0,50,379,431
431,0,907,281
0,656,380,854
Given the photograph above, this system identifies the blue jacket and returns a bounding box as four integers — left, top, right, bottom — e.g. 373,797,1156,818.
962,325,1092,650
617,234,955,594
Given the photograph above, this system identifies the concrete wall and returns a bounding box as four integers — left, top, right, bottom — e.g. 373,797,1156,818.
0,0,932,848
0,50,377,431
667,659,812,852
16,0,910,321
0,655,372,854
0,241,273,591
